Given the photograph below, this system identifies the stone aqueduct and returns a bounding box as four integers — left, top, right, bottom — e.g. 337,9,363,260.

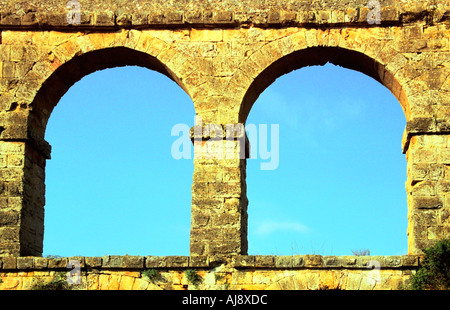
0,0,449,290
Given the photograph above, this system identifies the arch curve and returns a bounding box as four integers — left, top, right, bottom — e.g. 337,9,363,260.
238,46,411,124
29,45,191,140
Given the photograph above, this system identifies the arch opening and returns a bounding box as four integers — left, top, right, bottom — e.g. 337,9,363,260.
23,47,195,257
43,65,195,257
245,61,408,256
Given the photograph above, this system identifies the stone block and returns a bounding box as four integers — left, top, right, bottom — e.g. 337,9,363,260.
292,256,304,268
0,256,17,269
410,180,437,196
267,10,281,24
102,255,123,268
165,12,184,24
145,256,165,268
17,256,33,269
411,163,444,181
282,11,298,25
383,256,402,268
254,255,275,267
47,257,68,269
275,256,294,268
116,13,132,27
33,257,48,269
42,14,67,27
165,256,189,268
341,256,358,268
6,155,24,167
438,180,450,193
0,12,21,26
85,256,102,268
0,227,20,243
122,255,144,269
213,212,240,227
0,210,20,226
298,11,316,24
94,12,115,26
411,148,438,164
317,11,331,24
190,29,222,42
189,239,206,257
131,14,148,26
412,196,443,209
345,9,359,23
438,148,450,164
304,255,324,268
232,255,255,268
208,181,242,198
185,11,203,24
189,255,209,267
1,62,15,79
68,256,85,268
381,7,399,22
214,12,234,24
323,256,341,268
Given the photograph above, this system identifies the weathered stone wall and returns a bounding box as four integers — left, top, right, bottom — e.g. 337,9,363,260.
0,0,448,29
0,0,449,290
405,135,450,252
0,255,419,290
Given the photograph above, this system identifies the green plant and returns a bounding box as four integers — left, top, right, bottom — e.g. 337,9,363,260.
409,239,450,290
214,273,224,282
142,269,161,283
185,269,202,287
31,272,70,290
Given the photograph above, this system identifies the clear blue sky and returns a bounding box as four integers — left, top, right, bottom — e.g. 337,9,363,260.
43,63,407,257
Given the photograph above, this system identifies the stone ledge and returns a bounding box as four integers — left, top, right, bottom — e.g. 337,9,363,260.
0,0,446,29
232,255,421,269
0,255,421,271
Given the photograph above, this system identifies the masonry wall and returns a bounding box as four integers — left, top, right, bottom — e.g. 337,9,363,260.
0,255,420,290
0,0,449,290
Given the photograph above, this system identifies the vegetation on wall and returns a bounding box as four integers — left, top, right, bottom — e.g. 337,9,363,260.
142,269,162,283
185,269,202,287
409,239,450,290
31,272,70,290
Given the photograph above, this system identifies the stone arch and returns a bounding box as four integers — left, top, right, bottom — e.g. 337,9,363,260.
233,34,414,254
218,27,413,126
237,44,410,124
29,39,192,140
7,32,195,256
44,66,195,257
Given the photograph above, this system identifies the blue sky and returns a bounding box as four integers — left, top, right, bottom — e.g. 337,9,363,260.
43,62,407,257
